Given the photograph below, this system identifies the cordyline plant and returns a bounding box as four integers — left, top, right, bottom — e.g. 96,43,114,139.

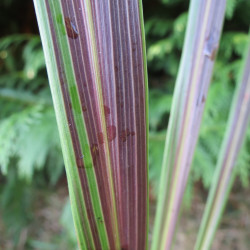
152,0,227,249
33,0,249,249
33,0,148,249
195,37,250,250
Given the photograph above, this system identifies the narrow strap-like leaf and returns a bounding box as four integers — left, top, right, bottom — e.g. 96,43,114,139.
151,1,226,249
194,37,250,250
33,0,148,249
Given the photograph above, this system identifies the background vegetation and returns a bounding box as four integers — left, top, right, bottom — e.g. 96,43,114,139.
0,0,249,249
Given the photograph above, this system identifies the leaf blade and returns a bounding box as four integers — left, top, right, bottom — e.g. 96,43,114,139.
195,36,250,250
152,1,227,249
33,0,148,248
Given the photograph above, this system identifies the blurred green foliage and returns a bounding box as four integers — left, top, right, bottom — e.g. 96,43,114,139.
0,0,249,248
0,34,64,182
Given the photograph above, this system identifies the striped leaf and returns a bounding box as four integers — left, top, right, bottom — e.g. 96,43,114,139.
195,36,250,250
33,0,148,249
151,1,226,249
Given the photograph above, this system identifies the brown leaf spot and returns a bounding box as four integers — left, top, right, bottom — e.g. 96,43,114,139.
68,101,72,110
91,144,99,156
103,105,110,116
82,105,87,112
210,46,218,61
65,17,79,39
76,157,84,169
120,129,130,142
91,143,99,165
107,125,116,142
202,95,206,103
121,245,129,250
97,132,104,144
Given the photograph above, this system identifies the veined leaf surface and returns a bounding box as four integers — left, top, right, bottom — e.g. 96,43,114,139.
152,1,226,249
33,0,148,249
195,37,250,250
